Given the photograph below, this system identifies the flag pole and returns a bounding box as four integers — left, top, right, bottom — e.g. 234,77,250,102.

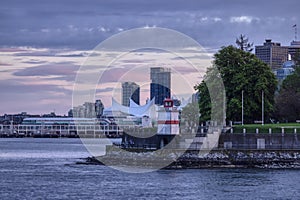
262,90,264,126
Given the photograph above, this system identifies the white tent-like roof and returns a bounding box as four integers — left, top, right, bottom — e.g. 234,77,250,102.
103,98,157,118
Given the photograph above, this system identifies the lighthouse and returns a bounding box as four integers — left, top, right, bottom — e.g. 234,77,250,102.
157,99,180,135
120,98,180,150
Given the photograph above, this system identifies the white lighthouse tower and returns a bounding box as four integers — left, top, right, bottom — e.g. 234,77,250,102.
157,99,179,135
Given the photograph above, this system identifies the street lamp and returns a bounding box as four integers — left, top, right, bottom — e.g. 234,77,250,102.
242,90,244,126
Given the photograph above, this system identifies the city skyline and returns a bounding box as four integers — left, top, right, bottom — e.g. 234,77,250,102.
122,81,140,106
0,0,299,115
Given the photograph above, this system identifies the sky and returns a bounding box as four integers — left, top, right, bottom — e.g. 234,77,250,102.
0,0,299,115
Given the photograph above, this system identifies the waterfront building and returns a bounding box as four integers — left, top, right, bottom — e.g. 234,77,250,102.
122,82,140,106
103,97,157,122
150,67,171,105
255,39,288,70
275,60,295,86
14,117,122,138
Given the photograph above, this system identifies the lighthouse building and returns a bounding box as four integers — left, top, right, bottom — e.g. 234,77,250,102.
157,99,179,135
121,99,180,150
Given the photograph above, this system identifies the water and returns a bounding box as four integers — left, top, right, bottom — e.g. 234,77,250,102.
0,138,300,200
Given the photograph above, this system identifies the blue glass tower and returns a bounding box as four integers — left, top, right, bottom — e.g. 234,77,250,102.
150,67,171,105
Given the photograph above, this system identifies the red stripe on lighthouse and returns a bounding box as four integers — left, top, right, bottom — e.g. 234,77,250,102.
157,120,179,125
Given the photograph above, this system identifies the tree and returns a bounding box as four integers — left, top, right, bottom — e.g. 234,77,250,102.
180,102,199,134
195,46,277,124
291,49,300,66
195,64,225,124
275,54,300,122
236,34,253,52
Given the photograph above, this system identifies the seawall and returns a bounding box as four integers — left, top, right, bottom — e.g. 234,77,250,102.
79,132,300,169
219,133,300,150
83,148,300,169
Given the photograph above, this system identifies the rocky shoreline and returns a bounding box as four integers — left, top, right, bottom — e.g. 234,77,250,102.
169,150,300,169
77,149,300,169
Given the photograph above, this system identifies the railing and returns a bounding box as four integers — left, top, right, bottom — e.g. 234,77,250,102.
0,124,127,138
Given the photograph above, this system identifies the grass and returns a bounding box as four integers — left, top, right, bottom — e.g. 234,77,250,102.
232,123,300,134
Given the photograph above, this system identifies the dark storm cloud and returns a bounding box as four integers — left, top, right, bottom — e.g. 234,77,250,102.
55,53,88,58
14,49,91,58
13,62,80,77
119,59,155,64
0,79,73,114
22,60,48,64
96,87,114,94
14,51,58,57
0,79,71,95
171,55,212,61
0,0,299,50
0,61,12,66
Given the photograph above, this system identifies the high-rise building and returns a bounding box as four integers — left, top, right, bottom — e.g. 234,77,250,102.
83,102,96,118
192,92,200,104
122,82,140,106
288,40,300,60
72,102,96,118
72,105,85,118
95,99,104,118
67,109,73,117
255,39,288,70
150,67,171,105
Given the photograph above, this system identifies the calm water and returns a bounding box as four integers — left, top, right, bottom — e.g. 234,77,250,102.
0,138,299,200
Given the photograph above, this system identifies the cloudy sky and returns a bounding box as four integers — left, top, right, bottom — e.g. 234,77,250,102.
0,0,299,115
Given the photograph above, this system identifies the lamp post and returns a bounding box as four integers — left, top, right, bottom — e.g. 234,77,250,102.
242,90,244,126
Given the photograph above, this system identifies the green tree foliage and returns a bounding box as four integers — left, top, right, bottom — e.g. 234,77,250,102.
195,46,277,124
196,82,211,123
291,49,300,66
275,53,300,122
195,64,225,124
236,34,253,52
180,102,199,134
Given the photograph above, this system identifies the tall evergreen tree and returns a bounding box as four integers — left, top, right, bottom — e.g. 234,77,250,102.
236,34,253,52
